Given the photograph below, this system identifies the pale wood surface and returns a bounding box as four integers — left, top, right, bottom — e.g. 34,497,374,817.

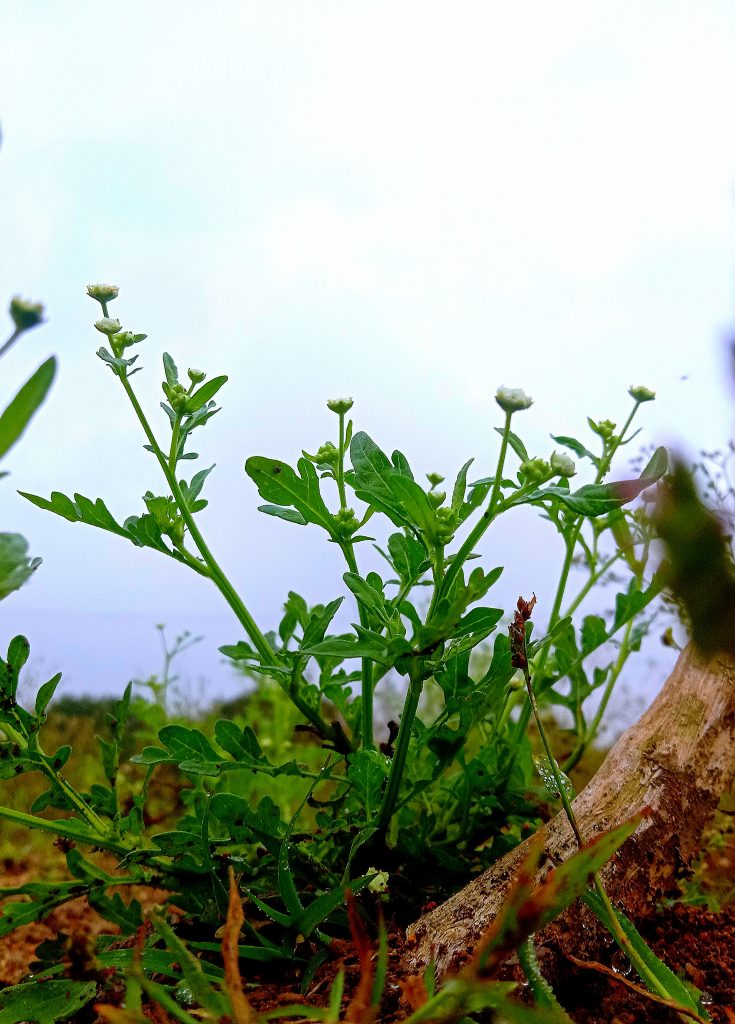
402,645,735,977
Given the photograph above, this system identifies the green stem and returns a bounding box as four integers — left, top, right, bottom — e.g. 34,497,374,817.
376,659,424,838
563,614,636,773
119,375,276,668
562,551,623,620
341,541,374,750
336,411,347,510
511,401,645,750
524,663,672,1003
523,663,582,846
0,328,22,361
0,804,129,855
438,410,513,604
1,725,109,834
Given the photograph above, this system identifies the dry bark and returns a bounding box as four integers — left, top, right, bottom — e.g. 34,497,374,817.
403,644,735,978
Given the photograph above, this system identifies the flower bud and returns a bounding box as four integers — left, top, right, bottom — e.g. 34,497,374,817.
327,397,354,415
9,296,45,332
188,368,206,385
334,507,360,533
550,451,576,478
95,317,122,335
426,472,445,488
495,387,533,414
519,457,551,483
589,418,616,440
315,442,339,465
86,283,120,305
628,385,656,404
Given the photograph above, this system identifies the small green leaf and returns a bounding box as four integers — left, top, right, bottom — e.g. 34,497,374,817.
347,749,391,817
0,357,56,462
258,504,308,526
495,426,529,463
550,433,599,465
34,673,61,717
301,598,344,649
162,352,179,385
451,458,474,511
187,374,228,412
343,573,390,625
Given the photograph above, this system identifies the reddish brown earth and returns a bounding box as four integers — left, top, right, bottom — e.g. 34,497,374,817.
1,856,734,1022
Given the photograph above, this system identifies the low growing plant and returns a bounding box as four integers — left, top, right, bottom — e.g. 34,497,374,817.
0,285,708,1021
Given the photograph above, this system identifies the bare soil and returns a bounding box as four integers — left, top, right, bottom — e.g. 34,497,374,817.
1,854,734,1023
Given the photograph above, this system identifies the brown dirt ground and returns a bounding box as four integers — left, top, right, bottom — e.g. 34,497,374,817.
1,856,734,1023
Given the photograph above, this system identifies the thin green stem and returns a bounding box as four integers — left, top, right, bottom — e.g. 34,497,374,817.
341,541,373,750
511,400,645,749
524,662,673,1004
522,662,582,846
0,805,129,855
336,412,347,510
438,410,513,604
0,328,22,361
562,551,623,620
376,659,424,838
563,615,636,773
119,375,276,668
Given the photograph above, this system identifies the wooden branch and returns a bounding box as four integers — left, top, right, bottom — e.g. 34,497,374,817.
403,644,735,978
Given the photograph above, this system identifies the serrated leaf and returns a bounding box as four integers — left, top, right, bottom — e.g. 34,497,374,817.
303,635,401,668
387,475,437,536
246,457,336,535
214,720,263,762
20,491,174,557
0,533,41,600
350,431,411,528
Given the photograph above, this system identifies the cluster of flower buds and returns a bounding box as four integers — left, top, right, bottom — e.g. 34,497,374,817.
588,417,617,441
333,505,360,536
519,457,551,484
310,441,340,467
162,379,201,415
434,504,458,544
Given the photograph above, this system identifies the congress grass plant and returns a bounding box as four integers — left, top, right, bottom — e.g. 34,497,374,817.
0,285,710,1021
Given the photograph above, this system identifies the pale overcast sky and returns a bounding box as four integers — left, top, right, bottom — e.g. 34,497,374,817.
1,2,734,709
